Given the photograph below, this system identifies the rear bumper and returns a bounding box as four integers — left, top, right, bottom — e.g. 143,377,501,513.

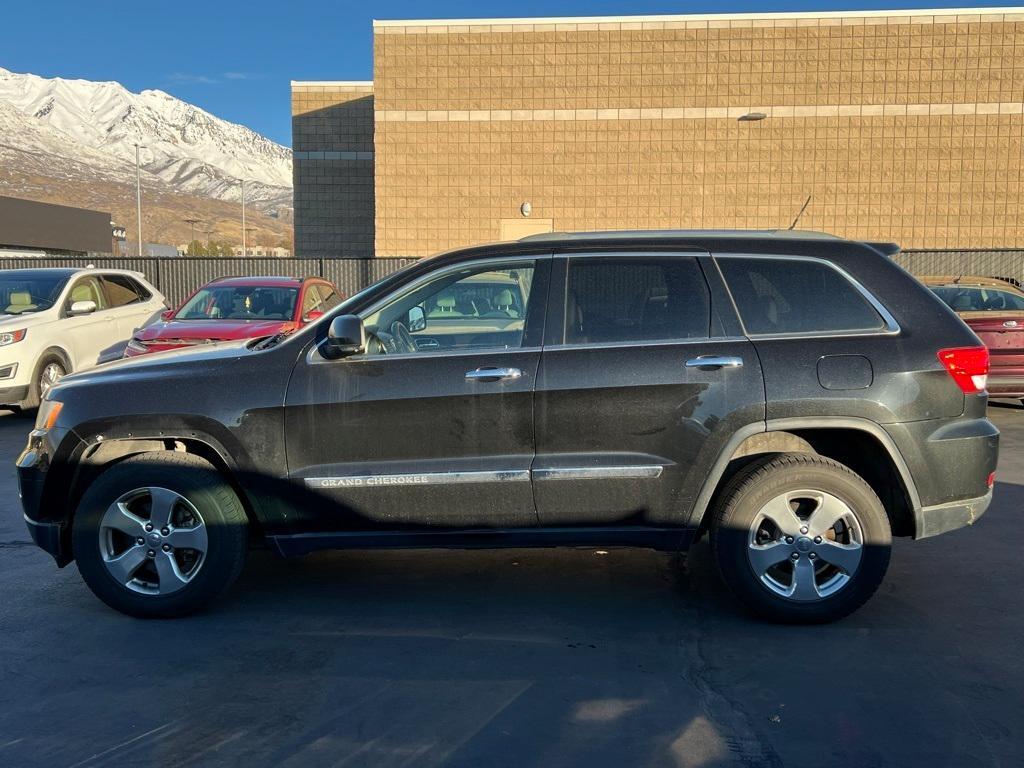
915,489,993,539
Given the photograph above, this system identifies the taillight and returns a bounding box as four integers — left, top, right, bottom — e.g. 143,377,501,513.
937,346,989,394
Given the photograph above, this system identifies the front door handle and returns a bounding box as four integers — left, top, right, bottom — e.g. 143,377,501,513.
465,367,523,382
685,356,743,370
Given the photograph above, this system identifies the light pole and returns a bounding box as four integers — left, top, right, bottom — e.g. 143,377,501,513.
184,218,201,254
135,144,145,256
240,179,246,257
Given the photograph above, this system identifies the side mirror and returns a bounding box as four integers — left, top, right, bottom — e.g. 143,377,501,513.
408,306,426,332
324,314,366,359
161,309,174,321
303,309,324,323
69,300,97,316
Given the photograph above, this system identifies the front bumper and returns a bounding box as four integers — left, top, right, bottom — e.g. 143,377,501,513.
18,426,74,566
0,384,29,406
915,489,993,539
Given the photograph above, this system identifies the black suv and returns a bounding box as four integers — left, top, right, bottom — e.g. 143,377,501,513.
19,231,999,622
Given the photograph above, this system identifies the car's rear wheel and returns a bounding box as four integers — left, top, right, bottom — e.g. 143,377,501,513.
711,453,891,624
72,452,248,618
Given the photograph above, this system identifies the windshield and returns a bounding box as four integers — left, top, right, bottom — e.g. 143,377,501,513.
175,286,299,321
0,273,70,314
930,285,1024,312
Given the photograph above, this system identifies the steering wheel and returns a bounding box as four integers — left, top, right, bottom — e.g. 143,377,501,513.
390,320,417,354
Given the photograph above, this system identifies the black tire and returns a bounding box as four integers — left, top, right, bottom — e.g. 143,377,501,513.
20,354,67,411
710,453,891,624
72,452,248,618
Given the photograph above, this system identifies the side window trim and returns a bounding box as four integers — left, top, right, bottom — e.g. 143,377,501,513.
713,253,900,339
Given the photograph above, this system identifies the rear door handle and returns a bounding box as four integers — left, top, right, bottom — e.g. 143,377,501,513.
685,356,743,370
465,367,523,382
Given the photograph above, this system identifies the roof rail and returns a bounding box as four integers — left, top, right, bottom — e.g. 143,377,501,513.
518,229,843,243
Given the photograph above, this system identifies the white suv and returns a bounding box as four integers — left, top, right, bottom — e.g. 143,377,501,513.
0,267,166,410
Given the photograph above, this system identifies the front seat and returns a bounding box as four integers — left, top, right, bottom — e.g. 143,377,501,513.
5,291,37,314
70,282,99,306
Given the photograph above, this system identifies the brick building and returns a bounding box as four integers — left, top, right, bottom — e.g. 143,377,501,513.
292,7,1024,258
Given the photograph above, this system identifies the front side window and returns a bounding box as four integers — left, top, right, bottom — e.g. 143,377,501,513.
719,257,886,336
65,277,107,312
930,285,1024,312
564,256,710,344
363,262,536,354
0,273,69,314
301,285,324,318
176,286,299,321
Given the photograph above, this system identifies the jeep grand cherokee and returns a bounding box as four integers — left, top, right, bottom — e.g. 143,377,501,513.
18,230,999,623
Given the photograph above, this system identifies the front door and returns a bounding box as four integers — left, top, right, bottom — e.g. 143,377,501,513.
284,256,550,533
61,275,114,370
533,253,764,529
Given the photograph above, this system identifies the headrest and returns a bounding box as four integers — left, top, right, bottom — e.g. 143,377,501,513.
436,294,457,308
495,289,514,306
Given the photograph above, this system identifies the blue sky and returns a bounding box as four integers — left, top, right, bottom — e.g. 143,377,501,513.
2,0,1005,146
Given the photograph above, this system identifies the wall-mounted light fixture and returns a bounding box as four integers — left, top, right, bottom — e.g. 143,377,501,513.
738,112,768,122
520,202,532,217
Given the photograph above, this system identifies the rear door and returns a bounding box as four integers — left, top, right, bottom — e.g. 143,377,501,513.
283,255,550,532
99,274,158,358
533,252,764,529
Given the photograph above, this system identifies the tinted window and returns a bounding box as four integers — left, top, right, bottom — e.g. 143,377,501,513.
320,286,343,310
930,285,1024,312
301,285,323,316
565,257,710,344
719,257,885,335
102,275,148,308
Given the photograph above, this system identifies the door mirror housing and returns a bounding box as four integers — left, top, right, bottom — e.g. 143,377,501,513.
69,300,97,316
407,306,426,332
303,309,324,323
324,314,366,359
160,309,174,321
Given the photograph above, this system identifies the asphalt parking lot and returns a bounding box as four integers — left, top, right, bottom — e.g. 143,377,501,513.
1,405,1022,768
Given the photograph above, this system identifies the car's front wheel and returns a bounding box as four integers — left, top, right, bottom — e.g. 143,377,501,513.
72,452,248,618
711,453,891,623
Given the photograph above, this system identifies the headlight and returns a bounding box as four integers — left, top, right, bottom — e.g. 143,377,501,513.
125,338,148,354
0,329,26,346
34,399,63,431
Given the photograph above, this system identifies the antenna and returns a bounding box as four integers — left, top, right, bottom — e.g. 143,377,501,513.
788,195,812,230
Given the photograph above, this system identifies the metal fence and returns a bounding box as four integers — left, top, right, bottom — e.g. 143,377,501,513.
0,256,417,306
0,250,1022,306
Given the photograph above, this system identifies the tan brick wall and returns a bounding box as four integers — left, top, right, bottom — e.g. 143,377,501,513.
292,83,375,258
372,11,1024,256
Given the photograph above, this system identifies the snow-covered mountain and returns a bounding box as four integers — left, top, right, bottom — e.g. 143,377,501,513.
0,67,291,213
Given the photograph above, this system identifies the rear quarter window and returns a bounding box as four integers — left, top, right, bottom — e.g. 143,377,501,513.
718,257,887,336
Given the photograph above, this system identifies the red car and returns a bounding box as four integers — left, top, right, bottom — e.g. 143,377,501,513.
924,275,1024,403
124,276,342,357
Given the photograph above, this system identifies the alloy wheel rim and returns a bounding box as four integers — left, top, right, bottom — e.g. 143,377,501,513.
98,487,208,595
39,363,64,396
746,489,864,602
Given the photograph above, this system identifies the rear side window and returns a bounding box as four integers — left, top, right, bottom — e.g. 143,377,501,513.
101,275,149,308
718,257,886,336
565,257,710,344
